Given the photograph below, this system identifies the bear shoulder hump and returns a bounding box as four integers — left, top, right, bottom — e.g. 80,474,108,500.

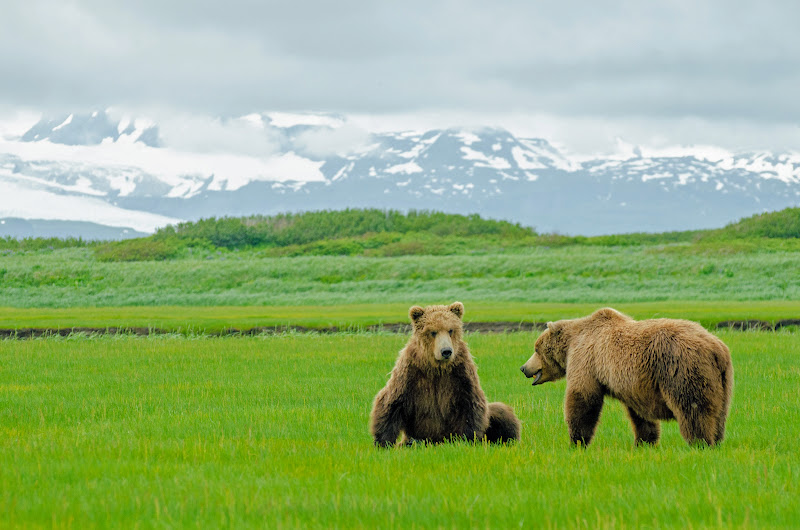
591,307,630,322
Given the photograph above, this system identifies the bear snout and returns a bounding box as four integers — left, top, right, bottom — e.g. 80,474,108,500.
521,365,543,384
521,353,543,379
440,347,453,359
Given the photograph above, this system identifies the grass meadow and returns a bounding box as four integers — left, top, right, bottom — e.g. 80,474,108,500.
2,245,800,307
3,210,800,527
2,300,800,333
1,331,798,528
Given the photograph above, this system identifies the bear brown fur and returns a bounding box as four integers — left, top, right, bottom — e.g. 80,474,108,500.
520,308,733,447
370,302,521,447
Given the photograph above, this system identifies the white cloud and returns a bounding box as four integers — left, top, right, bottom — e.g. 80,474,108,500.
155,112,282,157
293,123,371,157
2,1,799,153
2,1,799,123
349,110,800,157
0,107,41,140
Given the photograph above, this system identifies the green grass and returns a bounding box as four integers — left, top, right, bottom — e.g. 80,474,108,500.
2,207,798,527
3,244,800,308
2,300,800,333
1,331,798,528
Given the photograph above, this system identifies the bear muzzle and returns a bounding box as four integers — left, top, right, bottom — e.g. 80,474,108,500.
520,365,543,385
433,334,455,361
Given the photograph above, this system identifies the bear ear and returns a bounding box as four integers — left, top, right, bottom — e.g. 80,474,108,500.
449,301,464,319
409,306,425,323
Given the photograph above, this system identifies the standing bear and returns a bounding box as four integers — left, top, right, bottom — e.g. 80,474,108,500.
370,302,521,447
520,308,733,447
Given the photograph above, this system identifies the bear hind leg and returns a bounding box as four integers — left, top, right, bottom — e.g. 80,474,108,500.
666,397,719,447
714,362,734,444
484,402,521,443
680,413,718,447
625,405,660,446
713,392,730,445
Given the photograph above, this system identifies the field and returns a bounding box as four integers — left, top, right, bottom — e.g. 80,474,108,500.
2,300,800,334
1,331,799,528
2,244,800,309
2,210,800,527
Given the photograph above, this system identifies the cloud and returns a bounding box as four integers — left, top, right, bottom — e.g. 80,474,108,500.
153,113,283,157
2,0,799,152
293,123,371,157
0,106,41,140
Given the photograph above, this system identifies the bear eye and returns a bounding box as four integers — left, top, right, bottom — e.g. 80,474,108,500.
431,331,437,337
448,329,453,336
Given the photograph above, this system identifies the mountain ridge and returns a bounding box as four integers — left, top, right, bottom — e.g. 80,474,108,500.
1,110,799,238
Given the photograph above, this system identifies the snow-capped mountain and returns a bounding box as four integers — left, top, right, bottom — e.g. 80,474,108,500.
1,110,799,238
20,110,161,147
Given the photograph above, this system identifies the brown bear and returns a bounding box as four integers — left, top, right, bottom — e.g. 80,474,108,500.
520,308,733,447
370,302,521,447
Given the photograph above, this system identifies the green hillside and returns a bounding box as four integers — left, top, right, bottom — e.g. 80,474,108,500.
94,209,541,261
702,207,800,239
3,207,800,261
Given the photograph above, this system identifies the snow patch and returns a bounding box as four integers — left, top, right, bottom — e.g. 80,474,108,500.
519,139,581,171
331,162,354,182
455,131,481,145
117,116,132,134
0,167,107,197
719,153,800,184
460,147,511,169
641,173,671,182
385,161,423,174
0,179,180,233
397,132,440,159
511,146,547,169
0,139,326,199
52,114,73,131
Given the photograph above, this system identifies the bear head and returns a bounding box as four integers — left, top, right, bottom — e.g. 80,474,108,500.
408,302,466,367
520,320,568,385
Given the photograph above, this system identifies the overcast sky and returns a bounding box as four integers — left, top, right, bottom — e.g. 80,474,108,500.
2,0,799,153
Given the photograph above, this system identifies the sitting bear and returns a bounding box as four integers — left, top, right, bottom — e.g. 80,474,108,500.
370,302,521,447
520,308,733,447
